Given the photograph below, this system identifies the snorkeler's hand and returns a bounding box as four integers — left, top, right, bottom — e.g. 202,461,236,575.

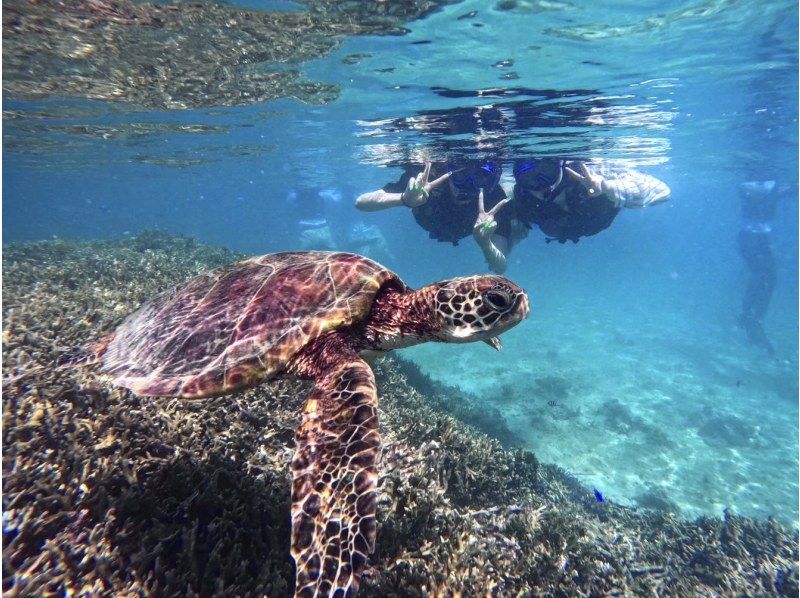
564,162,607,197
473,189,510,241
401,162,451,207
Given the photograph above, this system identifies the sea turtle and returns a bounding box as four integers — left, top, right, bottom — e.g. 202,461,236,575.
72,251,529,597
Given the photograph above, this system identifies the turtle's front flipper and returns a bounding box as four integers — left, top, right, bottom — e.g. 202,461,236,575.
290,338,379,598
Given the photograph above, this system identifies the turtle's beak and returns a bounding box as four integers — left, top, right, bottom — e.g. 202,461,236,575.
483,336,502,351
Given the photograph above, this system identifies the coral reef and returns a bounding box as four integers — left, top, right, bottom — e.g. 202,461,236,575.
3,0,445,110
391,355,521,447
3,233,798,596
634,486,682,515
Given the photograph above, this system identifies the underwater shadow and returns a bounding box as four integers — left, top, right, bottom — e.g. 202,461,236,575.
2,382,297,598
90,451,293,597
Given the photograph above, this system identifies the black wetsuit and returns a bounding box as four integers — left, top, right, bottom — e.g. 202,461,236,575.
512,164,620,244
738,186,777,353
384,165,510,245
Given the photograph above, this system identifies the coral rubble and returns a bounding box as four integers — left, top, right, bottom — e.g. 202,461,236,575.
3,233,798,596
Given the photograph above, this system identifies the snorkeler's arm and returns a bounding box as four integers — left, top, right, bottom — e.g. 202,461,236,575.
599,170,671,209
565,162,671,209
355,190,406,211
356,164,452,212
475,233,509,274
473,189,511,274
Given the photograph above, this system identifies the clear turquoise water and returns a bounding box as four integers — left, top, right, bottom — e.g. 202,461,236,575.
4,0,798,524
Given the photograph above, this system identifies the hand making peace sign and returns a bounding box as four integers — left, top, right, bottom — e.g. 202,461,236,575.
564,162,606,197
473,188,510,240
401,162,452,208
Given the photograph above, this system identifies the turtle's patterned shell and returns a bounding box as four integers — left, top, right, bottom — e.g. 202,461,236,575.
99,252,403,398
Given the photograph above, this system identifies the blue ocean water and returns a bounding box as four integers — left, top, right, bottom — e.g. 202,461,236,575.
3,0,798,524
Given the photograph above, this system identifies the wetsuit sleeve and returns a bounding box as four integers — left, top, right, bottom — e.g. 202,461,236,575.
587,164,671,209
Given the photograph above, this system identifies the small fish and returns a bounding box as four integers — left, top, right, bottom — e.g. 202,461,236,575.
593,488,606,503
547,400,561,408
736,380,742,388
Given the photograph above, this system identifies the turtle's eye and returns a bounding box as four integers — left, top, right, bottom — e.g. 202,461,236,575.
484,290,512,312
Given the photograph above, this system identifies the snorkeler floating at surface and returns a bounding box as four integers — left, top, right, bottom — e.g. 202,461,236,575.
356,159,670,273
511,158,671,244
65,251,529,597
355,159,512,270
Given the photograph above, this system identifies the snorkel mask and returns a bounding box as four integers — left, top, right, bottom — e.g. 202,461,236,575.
513,159,564,195
448,161,502,194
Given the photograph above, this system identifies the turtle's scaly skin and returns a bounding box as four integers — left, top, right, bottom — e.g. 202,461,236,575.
98,252,402,398
288,332,379,597
78,251,529,598
91,251,403,597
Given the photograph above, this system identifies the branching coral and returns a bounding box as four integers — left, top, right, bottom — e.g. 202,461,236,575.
3,233,797,597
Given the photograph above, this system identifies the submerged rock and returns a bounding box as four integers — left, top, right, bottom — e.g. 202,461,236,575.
2,233,798,596
697,413,757,448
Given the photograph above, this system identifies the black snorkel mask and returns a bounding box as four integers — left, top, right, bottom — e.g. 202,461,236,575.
448,161,502,194
513,159,564,196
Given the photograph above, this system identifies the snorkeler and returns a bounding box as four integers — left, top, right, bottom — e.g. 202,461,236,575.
471,159,671,271
510,159,671,244
737,180,778,354
355,160,512,273
289,187,337,251
356,159,669,274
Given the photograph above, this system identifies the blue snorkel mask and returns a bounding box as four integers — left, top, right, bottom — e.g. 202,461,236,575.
513,159,564,195
448,161,501,193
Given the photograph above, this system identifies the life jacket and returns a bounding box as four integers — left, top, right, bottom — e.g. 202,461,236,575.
513,175,620,244
385,167,510,245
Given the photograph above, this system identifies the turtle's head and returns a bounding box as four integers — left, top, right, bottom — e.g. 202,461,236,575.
428,275,529,346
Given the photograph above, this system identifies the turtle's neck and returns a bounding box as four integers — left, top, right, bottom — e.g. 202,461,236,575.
360,285,438,351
